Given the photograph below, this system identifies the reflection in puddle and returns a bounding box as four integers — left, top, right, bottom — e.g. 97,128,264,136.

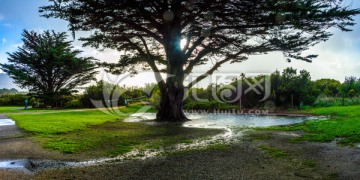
0,160,34,172
0,119,15,126
127,113,311,128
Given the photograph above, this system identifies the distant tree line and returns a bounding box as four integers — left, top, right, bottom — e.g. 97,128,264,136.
0,88,18,94
1,67,360,109
182,67,360,110
81,80,150,108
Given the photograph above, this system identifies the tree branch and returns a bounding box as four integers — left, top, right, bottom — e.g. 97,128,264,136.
186,52,246,89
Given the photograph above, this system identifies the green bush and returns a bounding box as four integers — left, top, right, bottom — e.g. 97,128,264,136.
149,88,160,106
0,94,27,106
184,100,238,110
82,81,126,108
313,96,360,107
64,99,82,109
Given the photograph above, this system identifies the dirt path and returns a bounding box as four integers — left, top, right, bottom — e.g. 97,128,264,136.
0,129,359,179
0,114,23,139
0,114,93,162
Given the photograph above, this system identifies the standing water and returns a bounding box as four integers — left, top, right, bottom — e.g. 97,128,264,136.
126,113,311,128
0,119,15,126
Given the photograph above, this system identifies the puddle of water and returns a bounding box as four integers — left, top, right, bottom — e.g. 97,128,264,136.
0,119,15,126
127,113,310,128
356,143,360,148
119,113,312,163
0,160,34,172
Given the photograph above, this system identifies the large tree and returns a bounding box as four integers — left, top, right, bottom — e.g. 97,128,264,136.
41,0,359,121
0,30,98,106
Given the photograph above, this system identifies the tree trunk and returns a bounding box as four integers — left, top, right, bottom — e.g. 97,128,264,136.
156,70,188,122
155,24,188,122
156,85,188,122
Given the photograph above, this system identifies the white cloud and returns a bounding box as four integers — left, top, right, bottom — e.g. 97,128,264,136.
12,43,24,48
2,23,12,28
30,28,45,33
0,52,8,64
1,38,7,45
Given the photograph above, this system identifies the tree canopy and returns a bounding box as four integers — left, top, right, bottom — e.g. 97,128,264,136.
0,30,98,105
40,0,360,121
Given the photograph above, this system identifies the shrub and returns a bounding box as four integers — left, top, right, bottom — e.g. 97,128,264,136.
184,100,238,110
64,99,82,109
149,88,160,107
82,81,126,108
0,94,27,106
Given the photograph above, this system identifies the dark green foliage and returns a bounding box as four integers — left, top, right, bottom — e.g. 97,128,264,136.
82,81,126,108
0,30,98,107
149,87,160,107
314,79,341,97
340,76,358,97
186,88,213,102
183,101,238,111
336,76,359,105
40,0,360,121
82,80,151,108
0,94,26,106
277,68,319,107
40,0,360,66
63,95,83,109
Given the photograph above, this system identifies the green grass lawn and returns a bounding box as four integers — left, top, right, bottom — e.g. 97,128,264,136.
5,104,222,156
266,105,360,146
0,106,28,113
0,106,84,114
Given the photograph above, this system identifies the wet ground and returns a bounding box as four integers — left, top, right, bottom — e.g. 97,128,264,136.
0,115,23,139
2,130,359,180
0,113,312,171
0,119,15,126
0,113,359,179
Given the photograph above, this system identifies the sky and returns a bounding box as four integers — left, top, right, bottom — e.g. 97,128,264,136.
1,0,360,90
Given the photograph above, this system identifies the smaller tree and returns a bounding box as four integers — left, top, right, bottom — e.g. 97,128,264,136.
314,79,341,97
277,68,317,107
355,78,360,95
0,30,98,106
82,80,126,108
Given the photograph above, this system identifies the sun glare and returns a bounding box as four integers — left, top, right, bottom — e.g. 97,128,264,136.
180,39,187,49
